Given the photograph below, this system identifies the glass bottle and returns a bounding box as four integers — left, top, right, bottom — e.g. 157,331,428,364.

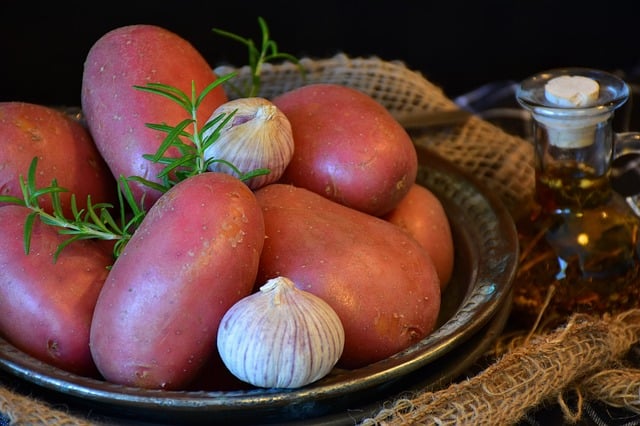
513,68,640,328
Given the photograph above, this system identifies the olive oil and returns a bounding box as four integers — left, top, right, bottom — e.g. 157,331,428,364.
513,68,640,328
514,163,639,325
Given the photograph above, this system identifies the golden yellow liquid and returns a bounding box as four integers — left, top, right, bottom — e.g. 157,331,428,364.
513,163,640,326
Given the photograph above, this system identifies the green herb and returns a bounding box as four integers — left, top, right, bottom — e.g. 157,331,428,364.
213,16,305,98
129,75,270,193
0,157,145,261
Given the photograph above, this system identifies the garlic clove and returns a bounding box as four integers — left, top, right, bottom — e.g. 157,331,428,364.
217,276,345,389
202,97,294,190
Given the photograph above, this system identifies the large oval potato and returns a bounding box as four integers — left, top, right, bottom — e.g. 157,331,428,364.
81,24,228,209
384,183,455,288
0,205,111,377
90,172,265,390
272,83,418,217
0,102,116,216
254,183,440,369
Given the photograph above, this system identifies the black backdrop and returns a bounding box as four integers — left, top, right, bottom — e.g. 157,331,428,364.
2,0,640,106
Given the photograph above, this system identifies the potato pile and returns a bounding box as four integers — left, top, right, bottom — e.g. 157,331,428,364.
0,23,453,391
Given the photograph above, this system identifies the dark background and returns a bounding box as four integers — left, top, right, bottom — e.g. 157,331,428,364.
2,1,640,106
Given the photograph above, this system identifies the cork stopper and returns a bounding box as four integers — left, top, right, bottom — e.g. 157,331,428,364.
545,76,599,107
541,75,602,148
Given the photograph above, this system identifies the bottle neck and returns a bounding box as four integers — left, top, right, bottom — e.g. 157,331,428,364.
533,113,614,177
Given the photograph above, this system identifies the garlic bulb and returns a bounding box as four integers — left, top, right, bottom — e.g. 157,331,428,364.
217,276,345,389
202,97,294,190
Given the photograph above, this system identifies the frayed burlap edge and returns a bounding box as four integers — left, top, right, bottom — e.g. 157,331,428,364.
580,368,640,414
358,309,640,425
0,386,103,426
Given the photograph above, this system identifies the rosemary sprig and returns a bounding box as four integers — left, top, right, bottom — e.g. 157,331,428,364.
213,16,306,98
0,157,145,261
129,75,270,193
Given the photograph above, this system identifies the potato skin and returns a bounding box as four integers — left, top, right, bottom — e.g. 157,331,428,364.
384,183,454,288
0,205,111,377
0,102,116,216
255,183,440,369
273,83,418,217
81,24,228,209
90,172,265,390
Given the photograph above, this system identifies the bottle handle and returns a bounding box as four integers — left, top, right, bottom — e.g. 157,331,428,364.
613,132,640,216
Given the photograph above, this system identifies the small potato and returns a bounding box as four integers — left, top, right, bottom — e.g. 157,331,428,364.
0,205,111,377
273,83,417,217
81,24,228,209
255,183,440,369
90,172,265,390
384,183,454,288
0,102,116,216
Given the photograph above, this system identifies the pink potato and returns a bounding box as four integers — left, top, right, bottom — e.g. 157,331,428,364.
272,83,418,217
0,102,117,216
0,205,111,377
90,172,265,390
81,24,228,210
254,183,441,369
384,183,455,288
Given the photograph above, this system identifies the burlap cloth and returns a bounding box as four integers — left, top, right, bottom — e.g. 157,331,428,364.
2,54,639,425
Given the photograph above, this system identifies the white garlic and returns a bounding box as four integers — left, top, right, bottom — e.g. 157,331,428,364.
202,97,294,190
217,276,345,389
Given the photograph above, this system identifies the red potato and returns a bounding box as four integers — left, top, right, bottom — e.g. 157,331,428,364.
254,183,440,369
384,183,455,288
272,83,418,217
81,24,228,210
0,205,111,377
90,172,265,390
0,102,116,216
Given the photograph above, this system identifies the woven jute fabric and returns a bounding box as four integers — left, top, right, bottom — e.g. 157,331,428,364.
0,387,99,425
358,310,640,425
215,53,536,220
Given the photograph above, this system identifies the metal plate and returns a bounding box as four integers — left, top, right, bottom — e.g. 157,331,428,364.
0,145,519,425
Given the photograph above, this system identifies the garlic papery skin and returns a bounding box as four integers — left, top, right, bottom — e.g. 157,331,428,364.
202,97,294,190
216,276,345,389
